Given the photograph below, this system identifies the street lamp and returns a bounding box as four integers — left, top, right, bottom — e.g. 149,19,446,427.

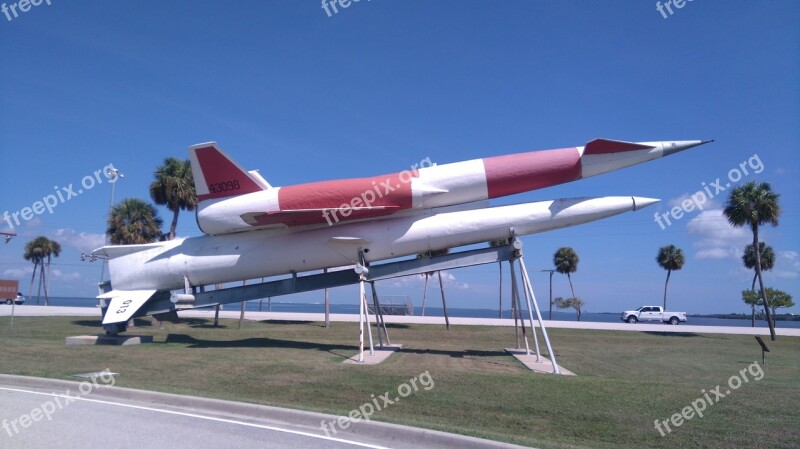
100,168,124,282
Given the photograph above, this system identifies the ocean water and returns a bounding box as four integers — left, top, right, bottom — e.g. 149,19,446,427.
15,296,800,329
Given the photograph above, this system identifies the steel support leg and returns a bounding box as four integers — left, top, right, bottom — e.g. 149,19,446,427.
517,258,542,362
370,281,391,347
363,280,375,356
509,260,530,355
519,257,560,374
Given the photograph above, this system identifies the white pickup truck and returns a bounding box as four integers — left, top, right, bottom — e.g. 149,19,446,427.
621,306,687,325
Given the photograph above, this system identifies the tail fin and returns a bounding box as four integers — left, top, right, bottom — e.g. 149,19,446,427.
189,142,269,202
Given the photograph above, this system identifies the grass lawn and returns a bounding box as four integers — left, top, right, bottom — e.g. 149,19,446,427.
1,316,798,448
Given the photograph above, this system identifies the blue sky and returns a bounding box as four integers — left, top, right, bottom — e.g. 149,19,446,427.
1,1,798,314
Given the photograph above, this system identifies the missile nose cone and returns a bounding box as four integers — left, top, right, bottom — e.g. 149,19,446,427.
632,197,660,211
661,139,714,156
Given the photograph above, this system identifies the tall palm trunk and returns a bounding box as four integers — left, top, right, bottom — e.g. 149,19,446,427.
567,273,576,300
169,209,179,240
663,269,671,310
36,266,43,305
29,261,38,304
750,273,758,327
753,226,776,340
41,263,49,306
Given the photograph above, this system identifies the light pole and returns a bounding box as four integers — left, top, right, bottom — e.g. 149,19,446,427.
541,269,555,320
100,168,123,282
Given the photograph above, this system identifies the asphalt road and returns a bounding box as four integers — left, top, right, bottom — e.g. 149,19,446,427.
0,386,384,449
0,377,527,449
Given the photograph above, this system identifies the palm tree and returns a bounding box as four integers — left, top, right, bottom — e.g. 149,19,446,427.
150,158,196,240
724,181,781,340
743,242,775,291
553,247,579,300
23,236,61,305
656,245,685,310
743,243,775,327
107,198,164,245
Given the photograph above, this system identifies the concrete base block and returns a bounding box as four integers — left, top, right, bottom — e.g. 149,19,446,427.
344,344,402,365
65,335,153,346
506,348,576,376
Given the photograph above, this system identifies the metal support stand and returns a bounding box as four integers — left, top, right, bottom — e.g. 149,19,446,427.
437,271,451,330
517,249,560,374
509,260,520,348
363,283,375,356
518,259,542,362
370,281,391,347
358,276,365,362
509,260,530,355
356,253,375,362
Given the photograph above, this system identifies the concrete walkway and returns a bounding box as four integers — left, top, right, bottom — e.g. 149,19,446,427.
3,305,799,336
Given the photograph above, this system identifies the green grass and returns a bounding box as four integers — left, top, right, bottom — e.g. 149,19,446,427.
1,316,798,448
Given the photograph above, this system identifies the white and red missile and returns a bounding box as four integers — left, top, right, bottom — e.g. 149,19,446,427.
100,196,657,292
94,138,711,327
191,139,711,235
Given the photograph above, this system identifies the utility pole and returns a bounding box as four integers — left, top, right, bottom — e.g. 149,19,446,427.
101,168,124,282
541,269,555,320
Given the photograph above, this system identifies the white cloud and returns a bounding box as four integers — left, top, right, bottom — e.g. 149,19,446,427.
52,228,105,252
769,250,800,279
667,193,719,211
50,268,82,281
686,209,749,260
3,267,33,278
780,250,799,261
696,248,732,260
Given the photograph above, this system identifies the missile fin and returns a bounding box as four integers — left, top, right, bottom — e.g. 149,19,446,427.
583,139,656,155
99,289,157,324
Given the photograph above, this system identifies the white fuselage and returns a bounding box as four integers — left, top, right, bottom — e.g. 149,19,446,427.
104,196,654,291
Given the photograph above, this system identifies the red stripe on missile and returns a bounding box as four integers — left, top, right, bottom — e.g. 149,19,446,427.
582,139,655,155
483,148,582,199
261,173,414,226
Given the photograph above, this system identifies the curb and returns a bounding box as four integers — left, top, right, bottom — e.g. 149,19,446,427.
0,374,533,449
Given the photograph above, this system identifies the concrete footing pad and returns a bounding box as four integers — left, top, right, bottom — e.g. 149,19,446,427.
506,348,576,376
65,335,154,346
343,344,402,365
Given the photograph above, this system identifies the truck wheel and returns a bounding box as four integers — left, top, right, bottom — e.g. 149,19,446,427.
626,315,638,323
5,299,11,305
669,316,679,325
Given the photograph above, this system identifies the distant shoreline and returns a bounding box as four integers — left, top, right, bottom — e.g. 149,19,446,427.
689,313,799,322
